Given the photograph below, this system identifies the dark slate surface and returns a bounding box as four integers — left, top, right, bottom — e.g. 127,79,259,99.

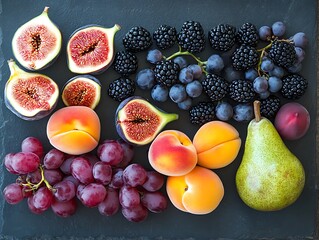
0,0,317,239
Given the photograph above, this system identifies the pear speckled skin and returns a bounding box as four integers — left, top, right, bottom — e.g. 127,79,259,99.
236,117,305,211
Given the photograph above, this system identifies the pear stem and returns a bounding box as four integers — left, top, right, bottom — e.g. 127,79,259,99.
43,6,49,13
253,100,261,122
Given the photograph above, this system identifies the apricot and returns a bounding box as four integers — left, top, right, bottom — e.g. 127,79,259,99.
47,106,100,155
148,130,197,176
166,166,224,215
193,121,241,169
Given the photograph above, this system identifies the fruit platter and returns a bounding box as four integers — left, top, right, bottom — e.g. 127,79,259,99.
0,0,318,239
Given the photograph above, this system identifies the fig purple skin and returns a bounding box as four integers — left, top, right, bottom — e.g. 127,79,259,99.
115,96,178,146
274,102,310,140
67,24,121,75
4,96,58,121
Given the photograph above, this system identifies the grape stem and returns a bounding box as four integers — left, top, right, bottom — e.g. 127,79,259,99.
256,38,294,77
165,45,208,74
18,165,55,192
256,42,272,77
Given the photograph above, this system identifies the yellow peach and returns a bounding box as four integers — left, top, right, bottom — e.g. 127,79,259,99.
193,121,241,169
47,106,100,155
148,130,197,176
166,166,224,214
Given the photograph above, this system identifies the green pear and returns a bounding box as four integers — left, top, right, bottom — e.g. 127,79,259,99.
236,101,305,211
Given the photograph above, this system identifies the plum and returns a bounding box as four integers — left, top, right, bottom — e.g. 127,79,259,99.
274,102,310,140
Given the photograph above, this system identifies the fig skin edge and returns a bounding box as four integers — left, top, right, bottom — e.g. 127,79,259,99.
11,6,62,71
66,24,121,75
4,59,59,121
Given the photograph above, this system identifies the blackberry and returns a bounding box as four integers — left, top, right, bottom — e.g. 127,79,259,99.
123,26,153,52
113,51,138,75
208,24,236,51
153,25,177,50
108,77,135,102
189,102,215,125
201,74,229,101
237,22,259,46
259,95,281,118
228,79,255,103
268,40,297,69
281,74,307,99
177,20,205,53
232,45,259,71
153,60,180,87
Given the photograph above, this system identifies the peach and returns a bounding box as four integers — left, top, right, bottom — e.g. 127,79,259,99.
47,106,100,155
166,166,224,215
193,121,241,169
148,130,197,176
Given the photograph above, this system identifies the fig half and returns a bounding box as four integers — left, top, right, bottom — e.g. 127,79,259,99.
115,96,179,145
4,59,59,120
67,24,121,74
12,6,62,71
62,75,101,109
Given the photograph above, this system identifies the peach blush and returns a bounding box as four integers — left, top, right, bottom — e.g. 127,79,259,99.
47,106,100,155
148,130,197,176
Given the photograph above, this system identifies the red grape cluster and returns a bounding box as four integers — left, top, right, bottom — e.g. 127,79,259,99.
3,137,168,222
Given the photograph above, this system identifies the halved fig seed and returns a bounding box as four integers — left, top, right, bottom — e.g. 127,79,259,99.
115,96,179,145
12,6,62,71
62,75,101,109
4,59,59,120
67,24,121,74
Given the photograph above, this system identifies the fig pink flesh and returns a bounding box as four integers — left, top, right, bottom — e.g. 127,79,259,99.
70,29,109,67
11,76,56,111
17,25,57,63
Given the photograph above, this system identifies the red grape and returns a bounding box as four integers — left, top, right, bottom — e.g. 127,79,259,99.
27,170,42,184
79,183,107,208
51,198,77,217
63,175,80,187
80,153,99,166
70,156,94,184
44,169,64,185
53,180,76,202
115,139,134,168
76,184,86,199
22,186,33,198
43,149,65,169
11,152,40,174
4,153,18,174
98,187,120,216
21,136,44,159
27,195,45,214
97,140,124,165
121,203,148,222
93,162,112,185
3,183,24,204
32,187,53,211
142,171,165,192
123,163,147,187
141,191,168,213
109,168,124,189
60,155,76,175
119,186,140,209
